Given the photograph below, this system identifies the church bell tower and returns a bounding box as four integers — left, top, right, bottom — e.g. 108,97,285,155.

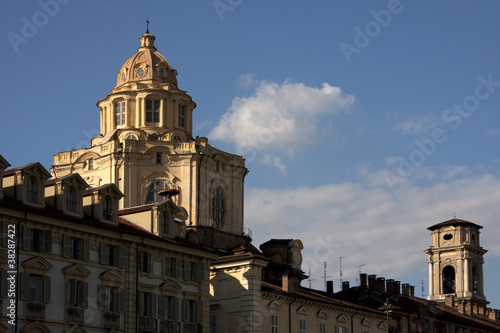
425,218,488,307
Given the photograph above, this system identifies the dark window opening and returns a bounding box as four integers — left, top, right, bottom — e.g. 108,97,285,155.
442,266,456,294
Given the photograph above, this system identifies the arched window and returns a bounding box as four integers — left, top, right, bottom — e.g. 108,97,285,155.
472,266,479,293
27,176,38,203
160,212,169,234
149,134,159,141
125,134,137,140
145,180,168,204
442,266,456,294
172,134,182,142
103,196,112,220
178,104,186,128
212,187,226,230
146,99,160,123
67,186,77,212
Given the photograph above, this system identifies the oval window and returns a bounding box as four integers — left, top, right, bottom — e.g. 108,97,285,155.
443,233,453,240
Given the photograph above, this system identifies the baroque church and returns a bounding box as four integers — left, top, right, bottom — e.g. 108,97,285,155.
1,29,500,333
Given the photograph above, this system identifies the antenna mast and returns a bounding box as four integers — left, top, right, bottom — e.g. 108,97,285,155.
355,264,365,285
323,262,330,291
339,257,344,284
421,279,425,298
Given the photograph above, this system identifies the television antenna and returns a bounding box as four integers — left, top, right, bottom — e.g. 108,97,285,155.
339,257,344,283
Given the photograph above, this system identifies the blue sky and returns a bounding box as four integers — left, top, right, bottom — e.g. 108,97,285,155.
1,1,500,307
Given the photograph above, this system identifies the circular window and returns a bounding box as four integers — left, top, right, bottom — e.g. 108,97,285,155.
443,233,453,240
137,68,145,78
121,71,126,82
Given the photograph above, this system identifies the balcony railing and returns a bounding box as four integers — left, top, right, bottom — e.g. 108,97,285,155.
139,316,157,332
183,323,200,333
67,306,84,324
161,319,179,333
26,301,45,320
103,311,120,329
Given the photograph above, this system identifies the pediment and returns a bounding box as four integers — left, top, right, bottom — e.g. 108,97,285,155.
63,263,91,279
0,155,10,170
22,256,53,274
20,322,51,333
317,309,328,320
337,313,349,323
269,300,283,311
296,305,309,316
74,151,101,164
361,318,372,327
56,173,88,189
155,199,181,214
17,162,51,180
378,321,388,330
160,280,182,294
100,269,125,286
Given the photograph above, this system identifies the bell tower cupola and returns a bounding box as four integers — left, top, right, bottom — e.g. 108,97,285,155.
425,218,488,308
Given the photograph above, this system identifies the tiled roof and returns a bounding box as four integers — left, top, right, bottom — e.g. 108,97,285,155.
428,218,482,230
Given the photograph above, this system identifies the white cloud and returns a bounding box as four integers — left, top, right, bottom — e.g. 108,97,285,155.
244,172,500,292
209,79,355,167
392,114,438,135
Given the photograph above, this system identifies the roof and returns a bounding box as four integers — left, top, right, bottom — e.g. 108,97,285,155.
428,218,483,231
260,239,294,247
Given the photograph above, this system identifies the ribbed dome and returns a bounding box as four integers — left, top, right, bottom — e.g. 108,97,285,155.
115,32,178,88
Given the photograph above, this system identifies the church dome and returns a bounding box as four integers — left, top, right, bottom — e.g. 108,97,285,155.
115,32,178,88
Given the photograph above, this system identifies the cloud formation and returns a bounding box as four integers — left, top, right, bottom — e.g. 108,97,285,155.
245,170,500,292
209,79,355,171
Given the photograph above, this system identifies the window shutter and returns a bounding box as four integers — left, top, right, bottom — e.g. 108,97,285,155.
147,252,152,273
23,225,31,250
182,299,188,322
100,242,107,264
44,230,52,253
83,239,90,261
118,287,126,313
43,275,51,302
139,292,144,315
69,279,77,305
335,325,340,333
158,295,166,319
82,281,89,308
152,294,158,318
98,284,106,310
62,235,71,258
164,257,171,277
119,246,127,268
0,270,7,297
174,297,179,321
184,260,189,280
176,258,182,279
197,300,203,324
197,262,205,282
20,272,30,301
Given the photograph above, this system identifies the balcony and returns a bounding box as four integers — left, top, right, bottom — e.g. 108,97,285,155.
26,301,45,320
183,322,201,333
160,319,179,333
139,316,157,332
103,311,120,329
67,306,84,324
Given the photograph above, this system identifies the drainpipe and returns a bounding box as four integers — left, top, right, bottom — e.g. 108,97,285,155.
15,209,27,333
351,310,359,333
136,238,144,333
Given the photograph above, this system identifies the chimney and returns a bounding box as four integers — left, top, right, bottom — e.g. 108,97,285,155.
368,275,377,290
326,280,334,295
394,281,401,295
376,277,386,292
409,285,415,297
386,279,395,293
402,283,410,296
445,294,454,308
360,273,367,288
282,273,289,293
342,281,350,291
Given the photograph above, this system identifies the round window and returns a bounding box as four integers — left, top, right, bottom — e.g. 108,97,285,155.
121,71,126,82
443,233,453,240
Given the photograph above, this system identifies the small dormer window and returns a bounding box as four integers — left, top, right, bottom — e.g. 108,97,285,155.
27,176,38,203
160,212,169,234
137,67,145,78
159,68,165,78
126,134,137,140
121,71,126,82
150,134,159,141
172,134,182,142
88,159,94,170
103,196,112,221
67,186,77,212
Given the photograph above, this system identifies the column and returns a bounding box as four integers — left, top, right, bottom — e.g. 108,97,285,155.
428,259,434,299
135,98,141,128
160,98,165,127
141,98,146,126
433,260,441,296
464,255,470,295
457,256,463,296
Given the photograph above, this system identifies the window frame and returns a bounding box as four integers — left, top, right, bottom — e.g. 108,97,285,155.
178,104,186,128
212,187,226,230
146,99,161,123
115,100,126,126
27,176,38,203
